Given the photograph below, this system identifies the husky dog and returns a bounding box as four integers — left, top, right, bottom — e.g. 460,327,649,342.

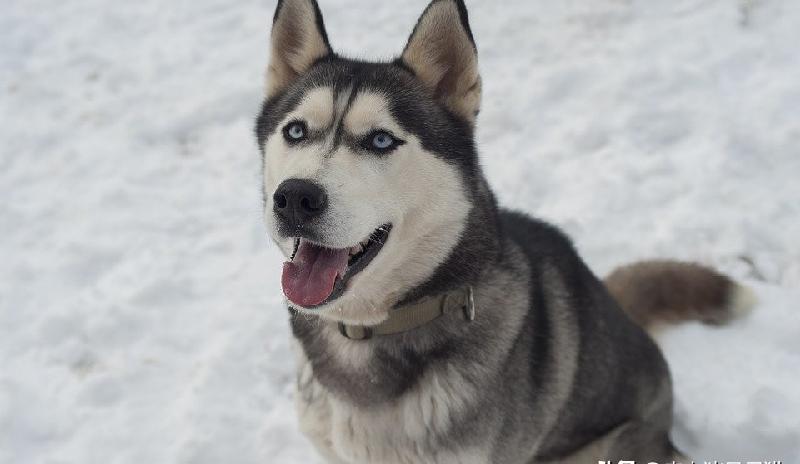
255,1,754,462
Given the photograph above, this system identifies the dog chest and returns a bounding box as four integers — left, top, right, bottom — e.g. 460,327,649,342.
294,354,489,464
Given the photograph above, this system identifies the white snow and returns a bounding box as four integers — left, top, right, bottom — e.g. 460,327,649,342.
1,0,798,462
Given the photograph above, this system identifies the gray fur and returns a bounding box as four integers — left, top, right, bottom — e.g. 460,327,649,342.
287,215,678,463
256,1,683,462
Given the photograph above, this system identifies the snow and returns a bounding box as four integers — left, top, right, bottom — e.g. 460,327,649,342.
1,0,798,462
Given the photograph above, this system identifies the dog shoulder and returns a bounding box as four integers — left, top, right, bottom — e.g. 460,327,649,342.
499,209,583,268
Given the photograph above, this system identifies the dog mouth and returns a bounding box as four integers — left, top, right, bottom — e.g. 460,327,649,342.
281,224,392,308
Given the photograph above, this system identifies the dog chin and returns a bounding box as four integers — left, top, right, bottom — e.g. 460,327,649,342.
289,281,394,326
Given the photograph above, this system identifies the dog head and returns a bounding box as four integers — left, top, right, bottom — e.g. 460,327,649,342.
256,0,487,325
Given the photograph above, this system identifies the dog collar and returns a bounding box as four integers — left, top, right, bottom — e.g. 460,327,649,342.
336,286,476,340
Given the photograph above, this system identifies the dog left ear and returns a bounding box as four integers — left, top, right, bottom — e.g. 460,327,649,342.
265,0,332,98
401,0,481,124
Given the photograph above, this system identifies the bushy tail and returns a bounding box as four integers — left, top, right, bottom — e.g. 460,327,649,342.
604,260,756,333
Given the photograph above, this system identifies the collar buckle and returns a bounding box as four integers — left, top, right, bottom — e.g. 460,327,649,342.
462,286,476,321
442,285,475,322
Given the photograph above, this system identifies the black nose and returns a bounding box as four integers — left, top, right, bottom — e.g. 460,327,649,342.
272,178,328,226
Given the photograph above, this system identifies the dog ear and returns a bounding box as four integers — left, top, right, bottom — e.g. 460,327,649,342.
265,0,332,98
401,0,481,124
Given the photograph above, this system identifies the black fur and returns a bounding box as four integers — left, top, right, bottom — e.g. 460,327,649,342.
255,56,502,306
500,211,673,460
258,1,680,461
287,208,675,461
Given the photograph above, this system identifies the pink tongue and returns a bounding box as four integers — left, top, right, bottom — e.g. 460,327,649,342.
282,241,350,307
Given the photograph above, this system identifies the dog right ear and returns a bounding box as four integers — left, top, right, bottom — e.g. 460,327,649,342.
265,0,332,98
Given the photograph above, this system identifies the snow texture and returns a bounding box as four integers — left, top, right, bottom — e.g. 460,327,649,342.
1,0,798,462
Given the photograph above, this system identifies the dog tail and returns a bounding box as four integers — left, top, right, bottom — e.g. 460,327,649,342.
604,260,756,333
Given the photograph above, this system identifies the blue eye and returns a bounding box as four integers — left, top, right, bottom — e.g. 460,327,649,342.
283,121,307,142
372,132,394,149
365,130,405,153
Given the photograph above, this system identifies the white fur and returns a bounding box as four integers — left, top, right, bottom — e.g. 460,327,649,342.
263,89,471,326
294,346,486,464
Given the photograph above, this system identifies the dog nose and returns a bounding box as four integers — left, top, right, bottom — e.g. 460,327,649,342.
273,178,328,225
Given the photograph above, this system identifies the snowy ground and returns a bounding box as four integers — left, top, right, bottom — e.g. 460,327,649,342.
1,0,798,462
